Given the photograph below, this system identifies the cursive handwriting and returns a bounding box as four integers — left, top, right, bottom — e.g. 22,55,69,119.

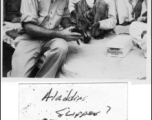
56,107,101,118
42,88,88,102
107,106,111,114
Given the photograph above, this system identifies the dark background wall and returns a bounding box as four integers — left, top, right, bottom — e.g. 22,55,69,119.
4,0,21,21
3,0,21,77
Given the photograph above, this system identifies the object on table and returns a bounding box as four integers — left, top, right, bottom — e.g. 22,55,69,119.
106,35,134,58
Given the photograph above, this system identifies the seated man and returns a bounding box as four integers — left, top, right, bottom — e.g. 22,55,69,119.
130,0,148,58
8,0,82,78
69,0,117,38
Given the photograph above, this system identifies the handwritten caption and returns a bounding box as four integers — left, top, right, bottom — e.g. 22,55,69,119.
41,88,112,119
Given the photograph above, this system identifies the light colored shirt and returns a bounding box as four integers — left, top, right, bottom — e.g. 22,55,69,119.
116,0,148,24
20,0,70,29
144,0,147,8
69,0,117,30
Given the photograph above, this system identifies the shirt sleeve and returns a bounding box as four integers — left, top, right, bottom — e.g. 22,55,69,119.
68,0,80,13
99,0,117,30
20,0,39,25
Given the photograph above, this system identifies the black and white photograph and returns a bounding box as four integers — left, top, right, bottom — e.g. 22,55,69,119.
2,0,150,81
1,1,151,120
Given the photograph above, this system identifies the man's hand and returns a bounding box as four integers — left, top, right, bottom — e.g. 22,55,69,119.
91,22,100,37
60,26,82,42
132,1,143,20
141,11,148,23
142,11,147,17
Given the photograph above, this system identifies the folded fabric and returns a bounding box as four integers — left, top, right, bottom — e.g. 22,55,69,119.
6,29,20,40
11,17,21,23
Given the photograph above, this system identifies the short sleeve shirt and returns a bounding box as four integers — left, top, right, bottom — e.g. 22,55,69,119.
20,0,70,29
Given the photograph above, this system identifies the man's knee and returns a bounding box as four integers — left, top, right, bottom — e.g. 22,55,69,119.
12,41,25,60
130,22,139,34
51,38,69,55
130,21,147,33
12,40,41,59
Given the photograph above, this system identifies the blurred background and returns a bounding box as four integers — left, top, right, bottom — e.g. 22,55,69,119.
3,0,21,21
3,0,21,77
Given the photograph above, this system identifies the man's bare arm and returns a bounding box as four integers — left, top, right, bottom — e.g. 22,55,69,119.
23,23,82,41
23,23,62,39
132,0,145,19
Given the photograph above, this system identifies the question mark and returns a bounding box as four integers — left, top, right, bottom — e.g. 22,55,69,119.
107,106,111,114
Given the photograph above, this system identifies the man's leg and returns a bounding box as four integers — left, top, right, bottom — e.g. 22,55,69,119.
8,34,42,77
35,38,69,78
130,21,147,57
